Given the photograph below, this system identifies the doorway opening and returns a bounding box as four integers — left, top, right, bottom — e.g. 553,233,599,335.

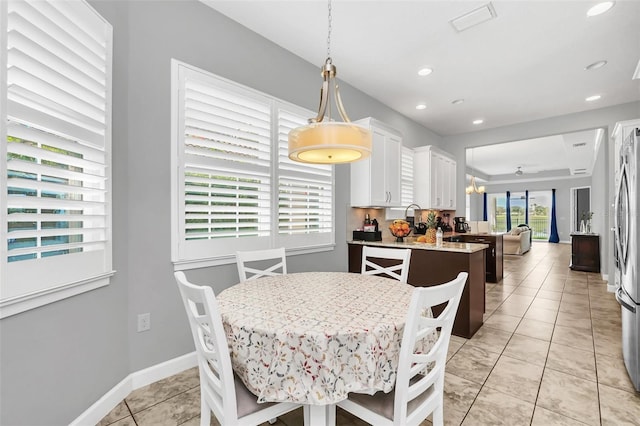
571,186,591,232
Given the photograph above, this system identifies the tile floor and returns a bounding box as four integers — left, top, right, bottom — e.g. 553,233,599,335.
98,243,640,426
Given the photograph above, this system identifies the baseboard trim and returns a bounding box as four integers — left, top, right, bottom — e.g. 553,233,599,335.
131,351,198,390
70,351,197,425
607,283,616,293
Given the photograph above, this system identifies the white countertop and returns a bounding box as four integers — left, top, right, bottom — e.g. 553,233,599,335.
348,238,488,253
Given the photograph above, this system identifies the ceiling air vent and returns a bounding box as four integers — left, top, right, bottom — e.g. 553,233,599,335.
575,168,587,172
450,3,497,33
572,142,587,148
574,171,587,175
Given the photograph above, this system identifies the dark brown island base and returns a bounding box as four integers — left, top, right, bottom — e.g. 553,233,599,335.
445,233,503,283
348,240,488,338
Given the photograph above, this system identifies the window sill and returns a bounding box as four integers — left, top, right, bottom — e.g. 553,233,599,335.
173,244,335,271
0,271,116,319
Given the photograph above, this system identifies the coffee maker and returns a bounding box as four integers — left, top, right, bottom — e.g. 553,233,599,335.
454,216,469,233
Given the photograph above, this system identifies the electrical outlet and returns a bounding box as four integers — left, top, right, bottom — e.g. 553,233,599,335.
137,313,151,332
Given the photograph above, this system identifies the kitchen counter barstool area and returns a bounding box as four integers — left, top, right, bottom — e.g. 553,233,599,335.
348,241,486,338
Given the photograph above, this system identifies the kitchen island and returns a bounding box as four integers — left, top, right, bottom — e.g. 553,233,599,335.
348,239,487,338
446,233,504,283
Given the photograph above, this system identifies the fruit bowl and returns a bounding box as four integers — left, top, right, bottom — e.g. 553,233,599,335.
389,220,412,242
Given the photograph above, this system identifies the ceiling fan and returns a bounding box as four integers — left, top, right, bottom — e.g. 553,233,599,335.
515,166,523,176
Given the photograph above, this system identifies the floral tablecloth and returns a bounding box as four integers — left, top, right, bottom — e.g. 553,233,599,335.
217,271,436,405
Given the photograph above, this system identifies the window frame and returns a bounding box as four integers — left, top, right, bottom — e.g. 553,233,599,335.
170,60,335,271
0,0,114,319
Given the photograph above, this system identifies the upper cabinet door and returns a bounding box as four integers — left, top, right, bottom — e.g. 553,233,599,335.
369,129,389,206
350,118,403,207
413,146,456,210
384,134,402,206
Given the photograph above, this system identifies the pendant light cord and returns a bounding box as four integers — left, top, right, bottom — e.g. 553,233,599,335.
326,0,332,60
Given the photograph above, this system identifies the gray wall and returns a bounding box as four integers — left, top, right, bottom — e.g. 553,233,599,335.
0,1,440,424
0,1,131,424
1,1,636,423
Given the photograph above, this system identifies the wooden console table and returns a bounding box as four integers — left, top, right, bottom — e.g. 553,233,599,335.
570,233,600,272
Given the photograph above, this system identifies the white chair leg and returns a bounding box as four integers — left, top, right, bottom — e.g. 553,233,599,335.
200,401,211,426
432,404,444,426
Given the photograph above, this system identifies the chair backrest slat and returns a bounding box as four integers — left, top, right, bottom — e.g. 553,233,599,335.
236,247,287,281
393,272,468,423
360,246,411,283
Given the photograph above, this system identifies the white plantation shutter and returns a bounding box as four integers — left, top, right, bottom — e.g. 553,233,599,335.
1,0,113,316
172,62,335,267
401,146,414,206
277,107,333,248
176,66,273,261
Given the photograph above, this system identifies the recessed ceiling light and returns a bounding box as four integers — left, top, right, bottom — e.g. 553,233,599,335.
587,1,615,17
416,104,427,110
452,99,465,105
585,60,608,70
473,119,484,125
417,67,433,76
586,95,602,102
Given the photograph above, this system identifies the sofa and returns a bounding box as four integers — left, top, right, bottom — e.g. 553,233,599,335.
503,226,531,255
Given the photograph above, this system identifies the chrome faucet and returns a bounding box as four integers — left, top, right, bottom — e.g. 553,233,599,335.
404,204,422,221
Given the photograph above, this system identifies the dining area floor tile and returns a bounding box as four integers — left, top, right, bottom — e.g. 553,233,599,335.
97,243,640,426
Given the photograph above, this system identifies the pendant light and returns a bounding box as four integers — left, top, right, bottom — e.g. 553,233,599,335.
288,0,372,164
465,148,486,194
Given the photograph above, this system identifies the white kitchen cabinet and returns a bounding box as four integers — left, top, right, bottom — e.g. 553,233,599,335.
413,145,456,210
613,119,640,182
350,117,402,207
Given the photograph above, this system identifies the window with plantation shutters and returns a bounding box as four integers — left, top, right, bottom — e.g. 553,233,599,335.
401,146,414,206
0,0,113,318
172,61,335,268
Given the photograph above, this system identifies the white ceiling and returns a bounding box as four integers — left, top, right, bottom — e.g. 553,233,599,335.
467,128,603,182
203,0,640,176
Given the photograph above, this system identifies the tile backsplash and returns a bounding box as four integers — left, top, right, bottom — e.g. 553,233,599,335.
347,206,455,242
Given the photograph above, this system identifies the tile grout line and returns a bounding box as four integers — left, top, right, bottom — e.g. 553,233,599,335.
457,248,558,425
588,274,604,426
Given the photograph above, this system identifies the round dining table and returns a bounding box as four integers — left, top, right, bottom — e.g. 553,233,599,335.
217,271,436,426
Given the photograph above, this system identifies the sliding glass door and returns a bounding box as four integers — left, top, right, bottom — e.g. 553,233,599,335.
487,194,507,233
486,190,551,239
528,191,551,240
510,192,526,226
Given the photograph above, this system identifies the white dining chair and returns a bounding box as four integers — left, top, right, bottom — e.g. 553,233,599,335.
361,246,412,283
337,272,468,426
236,247,287,281
174,272,300,426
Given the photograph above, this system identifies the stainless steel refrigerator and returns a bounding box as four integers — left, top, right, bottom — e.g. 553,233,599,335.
614,126,640,392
